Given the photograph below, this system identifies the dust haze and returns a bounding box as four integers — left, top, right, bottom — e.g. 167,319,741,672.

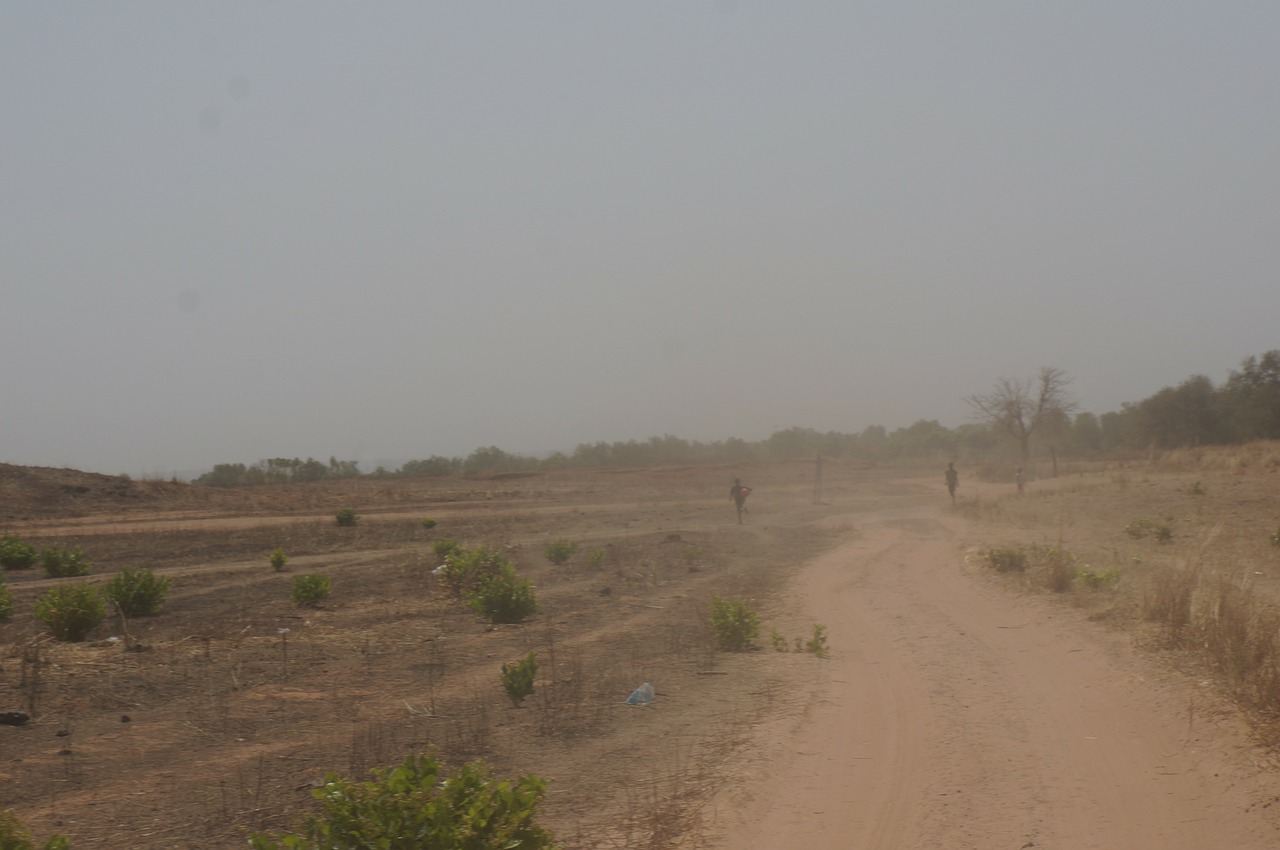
3,4,1278,476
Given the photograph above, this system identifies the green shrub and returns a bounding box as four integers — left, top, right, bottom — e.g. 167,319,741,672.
35,583,105,642
292,574,332,608
0,535,37,571
1125,518,1171,541
102,568,172,617
805,623,830,658
433,538,463,564
1124,518,1153,538
249,754,556,850
40,545,91,578
335,507,359,527
501,652,539,707
709,597,759,652
421,518,438,529
987,547,1027,573
0,809,70,850
466,563,538,624
1077,566,1121,590
587,548,606,568
770,628,789,652
270,548,289,571
442,547,508,597
0,583,12,622
542,538,577,566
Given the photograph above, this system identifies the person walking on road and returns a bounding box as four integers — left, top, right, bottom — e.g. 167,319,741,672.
731,478,752,524
945,462,959,504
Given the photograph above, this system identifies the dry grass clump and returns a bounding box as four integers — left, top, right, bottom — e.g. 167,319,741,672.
977,461,1280,732
1157,441,1280,475
1144,564,1280,718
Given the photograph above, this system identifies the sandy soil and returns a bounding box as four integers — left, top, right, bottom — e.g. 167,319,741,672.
709,490,1280,849
3,460,1280,848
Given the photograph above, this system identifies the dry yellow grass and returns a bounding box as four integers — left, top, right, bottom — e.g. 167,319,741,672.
968,441,1280,737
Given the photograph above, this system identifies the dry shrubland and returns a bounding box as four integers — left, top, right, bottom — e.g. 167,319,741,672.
964,442,1280,736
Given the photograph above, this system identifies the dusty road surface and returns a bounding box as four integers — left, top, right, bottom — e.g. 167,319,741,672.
710,498,1280,849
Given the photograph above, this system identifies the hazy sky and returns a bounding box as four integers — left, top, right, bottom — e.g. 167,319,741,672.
3,3,1278,476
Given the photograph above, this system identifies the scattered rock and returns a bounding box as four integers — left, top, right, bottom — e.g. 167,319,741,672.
0,711,30,727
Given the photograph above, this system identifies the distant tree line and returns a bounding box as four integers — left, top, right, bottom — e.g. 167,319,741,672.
193,351,1280,486
1112,350,1280,448
195,456,362,487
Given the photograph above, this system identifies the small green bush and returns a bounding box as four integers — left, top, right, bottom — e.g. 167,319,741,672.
442,547,508,597
542,539,577,566
709,597,759,652
1077,566,1121,590
0,582,12,622
421,518,438,529
41,545,91,578
501,652,539,707
102,568,172,617
1125,518,1171,541
467,563,538,624
987,547,1027,573
770,628,789,652
270,548,289,571
0,808,70,850
433,538,463,564
805,623,830,658
292,574,332,608
335,507,359,527
1124,518,1153,538
35,583,105,642
0,535,37,571
587,548,606,568
249,754,556,850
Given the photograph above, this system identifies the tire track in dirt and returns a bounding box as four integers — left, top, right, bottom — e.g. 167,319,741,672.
711,503,1280,849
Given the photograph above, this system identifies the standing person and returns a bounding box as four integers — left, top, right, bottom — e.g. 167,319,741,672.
945,462,959,504
730,478,751,524
1015,466,1025,495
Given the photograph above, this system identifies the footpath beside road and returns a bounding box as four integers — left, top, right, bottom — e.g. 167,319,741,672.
709,500,1280,849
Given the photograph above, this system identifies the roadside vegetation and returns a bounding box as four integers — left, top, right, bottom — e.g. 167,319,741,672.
969,442,1280,738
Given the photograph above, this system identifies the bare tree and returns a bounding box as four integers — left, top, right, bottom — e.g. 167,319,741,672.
966,367,1077,470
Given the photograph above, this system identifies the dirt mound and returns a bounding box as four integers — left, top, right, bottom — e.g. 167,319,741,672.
0,463,181,521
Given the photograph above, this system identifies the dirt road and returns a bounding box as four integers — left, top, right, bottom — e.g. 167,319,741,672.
710,501,1280,849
